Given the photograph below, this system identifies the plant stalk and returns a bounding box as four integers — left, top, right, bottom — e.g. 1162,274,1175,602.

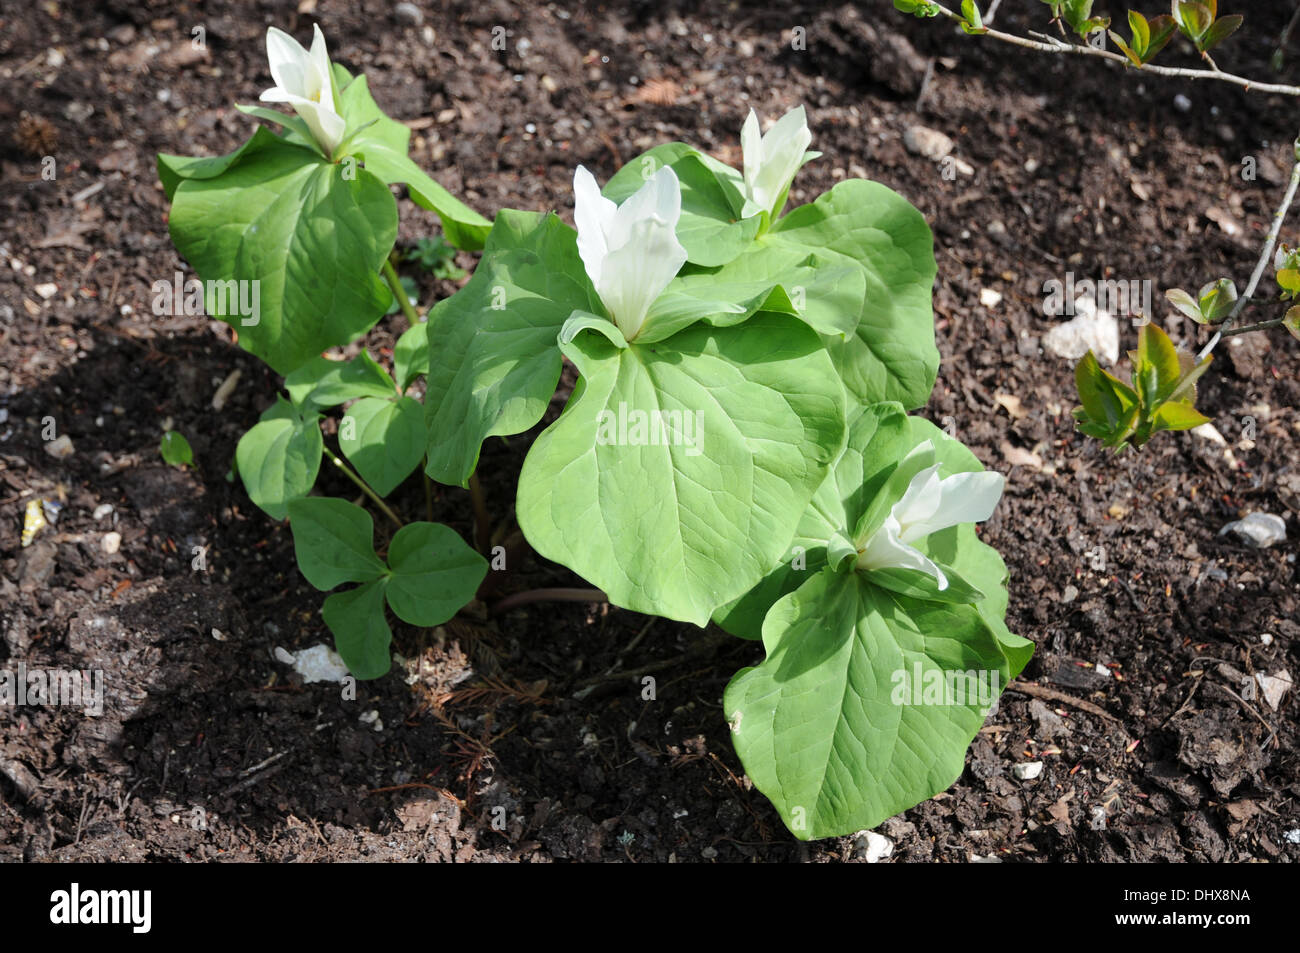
382,255,421,325
323,444,403,528
468,471,491,554
490,587,608,616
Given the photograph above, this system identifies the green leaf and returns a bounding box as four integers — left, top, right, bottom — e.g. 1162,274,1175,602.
321,580,392,679
384,522,488,626
393,320,429,391
1137,323,1183,404
334,69,491,251
960,0,987,34
742,178,940,409
422,210,602,487
1145,15,1179,61
1200,13,1242,52
286,351,397,408
715,403,912,639
518,312,847,626
1198,278,1237,324
1283,305,1300,340
724,566,1014,840
159,431,193,466
1152,400,1211,432
339,396,426,497
167,132,398,375
233,104,322,157
604,143,761,267
286,496,388,590
1165,288,1204,323
235,398,324,520
158,126,289,201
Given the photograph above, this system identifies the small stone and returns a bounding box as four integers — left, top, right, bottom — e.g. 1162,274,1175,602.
101,531,121,555
1061,584,1079,604
1254,671,1292,711
1174,93,1192,112
1191,422,1227,445
93,503,114,520
277,644,350,683
43,434,74,459
34,282,58,300
851,830,894,863
700,846,719,859
1219,512,1286,549
1024,157,1040,174
394,2,422,26
980,288,1002,309
1012,761,1044,780
1043,298,1119,364
211,627,227,642
1261,633,1274,646
903,125,954,160
1095,663,1112,679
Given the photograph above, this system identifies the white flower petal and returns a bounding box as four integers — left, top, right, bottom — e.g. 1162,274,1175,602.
740,105,812,217
309,24,336,111
856,516,949,589
572,165,685,340
266,27,310,98
573,165,615,289
896,471,1005,544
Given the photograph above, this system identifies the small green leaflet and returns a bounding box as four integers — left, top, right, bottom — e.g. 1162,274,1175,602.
236,397,323,520
287,497,488,678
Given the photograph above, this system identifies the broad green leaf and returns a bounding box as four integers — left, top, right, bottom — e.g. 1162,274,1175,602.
742,178,940,409
168,132,397,375
1200,13,1242,52
286,351,396,408
1137,323,1182,403
339,396,425,497
716,407,1029,674
321,580,392,679
682,243,864,339
725,566,1013,840
518,312,847,626
714,403,912,639
286,496,387,590
159,431,193,466
384,522,488,626
393,321,429,391
157,126,287,201
422,210,602,487
335,68,491,251
1152,400,1211,432
235,397,323,520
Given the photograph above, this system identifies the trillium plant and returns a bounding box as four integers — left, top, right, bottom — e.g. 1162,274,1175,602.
160,24,1030,840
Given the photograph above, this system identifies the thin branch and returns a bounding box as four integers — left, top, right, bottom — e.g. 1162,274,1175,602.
928,3,1300,97
1222,317,1285,337
323,444,404,529
1202,135,1300,352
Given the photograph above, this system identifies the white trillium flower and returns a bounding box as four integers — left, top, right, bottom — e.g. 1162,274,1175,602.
260,24,346,157
573,165,687,341
740,105,813,219
855,445,1005,590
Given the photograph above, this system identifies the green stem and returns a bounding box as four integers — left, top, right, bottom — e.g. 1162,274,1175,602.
382,256,421,325
323,444,403,529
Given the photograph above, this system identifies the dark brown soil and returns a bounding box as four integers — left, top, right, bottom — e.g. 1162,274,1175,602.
1,0,1298,862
